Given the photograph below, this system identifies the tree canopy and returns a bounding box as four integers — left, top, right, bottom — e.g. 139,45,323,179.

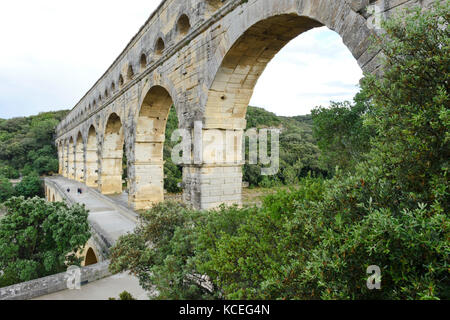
0,197,91,287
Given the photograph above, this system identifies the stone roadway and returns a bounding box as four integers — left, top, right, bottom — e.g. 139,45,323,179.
38,176,150,300
50,176,137,244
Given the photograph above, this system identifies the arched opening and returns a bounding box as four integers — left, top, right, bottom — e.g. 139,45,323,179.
127,65,134,81
155,38,165,56
205,14,325,130
100,113,125,195
118,74,124,88
177,14,191,38
68,137,75,180
132,85,174,210
86,125,99,188
52,194,55,202
140,54,147,71
201,12,366,209
104,89,109,99
84,248,98,266
75,132,84,182
111,82,116,93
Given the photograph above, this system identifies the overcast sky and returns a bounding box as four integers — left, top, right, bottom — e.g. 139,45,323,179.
0,0,363,119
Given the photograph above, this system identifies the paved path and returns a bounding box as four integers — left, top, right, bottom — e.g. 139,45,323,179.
33,272,150,300
50,176,137,244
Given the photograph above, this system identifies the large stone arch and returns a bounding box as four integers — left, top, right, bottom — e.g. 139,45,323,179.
203,0,375,129
86,125,99,188
100,112,125,195
129,85,175,210
75,132,85,182
190,0,376,209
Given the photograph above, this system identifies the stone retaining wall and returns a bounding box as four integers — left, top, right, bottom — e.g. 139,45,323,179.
0,260,111,300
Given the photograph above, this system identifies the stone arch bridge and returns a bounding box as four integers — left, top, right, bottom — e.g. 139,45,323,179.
55,0,435,210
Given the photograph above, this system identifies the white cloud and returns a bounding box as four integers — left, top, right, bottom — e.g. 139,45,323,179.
0,1,363,119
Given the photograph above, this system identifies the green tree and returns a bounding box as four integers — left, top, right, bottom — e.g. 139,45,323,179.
0,177,15,203
0,197,91,287
15,173,43,199
0,110,68,176
312,91,375,174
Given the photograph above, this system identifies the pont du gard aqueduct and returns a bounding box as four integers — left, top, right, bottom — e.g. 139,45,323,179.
53,0,437,211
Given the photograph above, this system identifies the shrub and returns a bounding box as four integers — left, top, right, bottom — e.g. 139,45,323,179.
0,197,91,287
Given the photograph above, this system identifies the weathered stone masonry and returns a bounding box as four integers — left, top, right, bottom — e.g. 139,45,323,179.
55,0,439,210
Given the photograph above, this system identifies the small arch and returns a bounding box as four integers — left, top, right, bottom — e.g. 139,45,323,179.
127,65,134,81
104,89,109,99
118,74,124,88
177,14,191,37
111,81,116,93
140,53,147,70
84,248,98,266
205,0,225,14
155,38,165,56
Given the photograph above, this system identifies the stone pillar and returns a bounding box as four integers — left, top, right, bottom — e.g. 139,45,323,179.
85,146,98,188
182,124,244,210
58,145,63,175
68,142,75,180
75,142,84,182
129,135,165,210
63,144,68,178
99,156,123,195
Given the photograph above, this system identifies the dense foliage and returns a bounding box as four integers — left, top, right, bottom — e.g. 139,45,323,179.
0,110,68,178
0,197,91,287
110,2,449,300
312,92,375,173
244,108,325,187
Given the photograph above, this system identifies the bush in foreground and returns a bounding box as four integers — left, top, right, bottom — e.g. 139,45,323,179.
0,197,91,287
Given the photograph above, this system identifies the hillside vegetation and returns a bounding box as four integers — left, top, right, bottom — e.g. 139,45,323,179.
0,110,69,178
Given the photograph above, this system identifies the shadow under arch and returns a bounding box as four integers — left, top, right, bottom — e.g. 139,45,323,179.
131,85,175,210
84,247,98,266
100,113,125,195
